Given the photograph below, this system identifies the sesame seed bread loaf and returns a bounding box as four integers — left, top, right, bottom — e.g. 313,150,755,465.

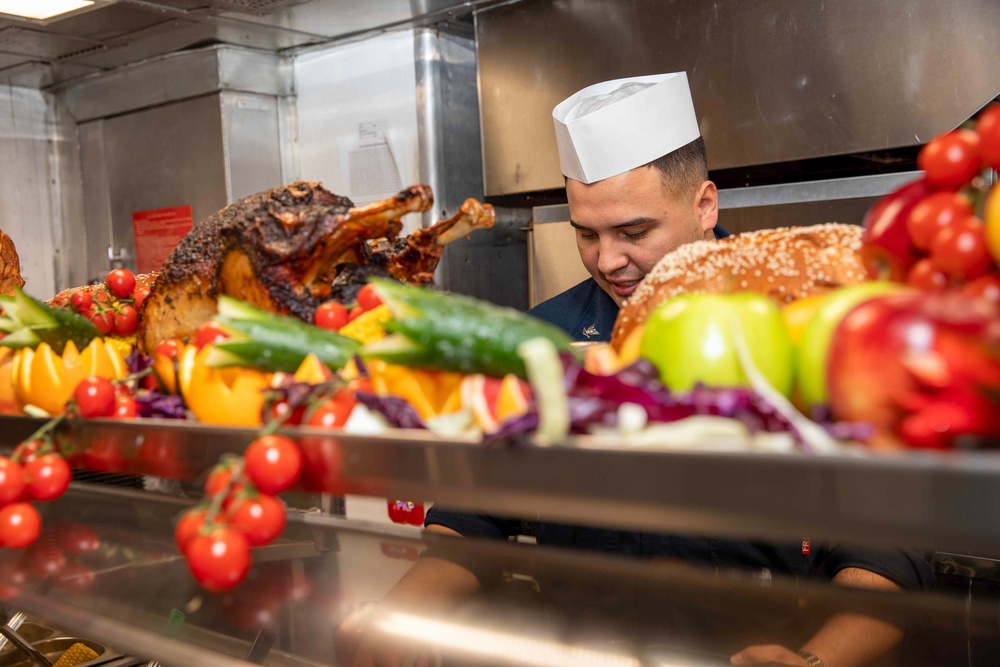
610,223,866,349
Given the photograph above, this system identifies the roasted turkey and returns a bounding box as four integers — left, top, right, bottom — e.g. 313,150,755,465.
136,181,494,354
0,229,25,297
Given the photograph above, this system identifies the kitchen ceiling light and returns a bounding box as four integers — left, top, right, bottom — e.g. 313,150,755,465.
0,0,94,20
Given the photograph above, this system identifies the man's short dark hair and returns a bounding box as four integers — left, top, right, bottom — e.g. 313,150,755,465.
647,136,708,198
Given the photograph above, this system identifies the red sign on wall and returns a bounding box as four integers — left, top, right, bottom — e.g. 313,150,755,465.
132,205,193,273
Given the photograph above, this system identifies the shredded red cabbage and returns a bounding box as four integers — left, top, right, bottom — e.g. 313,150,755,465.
134,391,187,419
356,392,426,429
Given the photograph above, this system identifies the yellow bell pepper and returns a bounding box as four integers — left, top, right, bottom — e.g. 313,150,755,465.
338,305,392,344
0,348,23,415
178,344,272,426
11,339,127,415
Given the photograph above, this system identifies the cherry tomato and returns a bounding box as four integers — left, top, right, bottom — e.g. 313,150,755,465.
70,291,92,312
113,304,138,337
106,268,136,299
112,394,139,419
930,217,994,281
306,395,355,429
13,440,42,464
186,528,251,592
0,503,41,548
90,310,114,336
155,338,184,360
347,305,364,323
314,301,349,331
906,191,974,251
195,321,229,349
244,435,302,495
227,495,286,546
23,455,71,501
175,509,207,553
133,285,150,311
0,457,24,505
73,377,116,418
918,129,982,190
906,258,950,292
205,466,235,497
976,103,1000,170
266,399,305,426
357,284,382,312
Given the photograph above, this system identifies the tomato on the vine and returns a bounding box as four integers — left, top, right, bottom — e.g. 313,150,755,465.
90,310,114,336
918,129,982,190
314,301,349,331
244,435,302,495
306,395,355,429
357,284,382,312
976,103,1000,170
112,394,139,419
156,338,184,360
930,217,993,281
113,304,138,337
195,321,229,349
133,286,150,311
70,291,92,312
175,509,207,554
106,268,136,299
0,503,41,548
906,259,949,292
185,527,251,592
73,377,116,418
227,495,286,546
23,455,71,501
205,466,235,497
266,399,305,426
0,457,25,505
906,191,974,251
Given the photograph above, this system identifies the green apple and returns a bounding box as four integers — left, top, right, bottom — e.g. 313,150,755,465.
796,281,912,410
640,292,794,397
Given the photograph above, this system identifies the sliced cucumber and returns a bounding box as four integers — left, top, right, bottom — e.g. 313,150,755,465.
0,287,100,352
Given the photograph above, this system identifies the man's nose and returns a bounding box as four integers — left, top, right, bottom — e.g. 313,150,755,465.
597,238,628,276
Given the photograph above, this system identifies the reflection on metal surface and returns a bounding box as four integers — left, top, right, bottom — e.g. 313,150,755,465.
375,611,641,667
0,484,983,667
477,0,1000,195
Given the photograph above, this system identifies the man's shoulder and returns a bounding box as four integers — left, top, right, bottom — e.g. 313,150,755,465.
527,279,618,342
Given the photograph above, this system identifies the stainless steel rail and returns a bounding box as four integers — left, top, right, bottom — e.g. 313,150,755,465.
3,416,1000,555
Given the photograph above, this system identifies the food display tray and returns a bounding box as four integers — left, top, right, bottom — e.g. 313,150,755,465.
2,415,1000,555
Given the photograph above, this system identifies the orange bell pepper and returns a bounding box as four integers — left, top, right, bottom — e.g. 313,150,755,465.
11,339,126,414
178,345,272,426
0,348,23,415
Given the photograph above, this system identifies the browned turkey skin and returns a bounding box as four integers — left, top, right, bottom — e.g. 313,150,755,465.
136,181,433,354
331,198,496,302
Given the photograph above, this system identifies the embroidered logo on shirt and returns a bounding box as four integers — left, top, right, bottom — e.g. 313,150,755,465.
801,538,811,555
582,324,599,339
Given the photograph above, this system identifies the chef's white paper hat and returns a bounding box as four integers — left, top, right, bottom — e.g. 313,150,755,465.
553,72,700,184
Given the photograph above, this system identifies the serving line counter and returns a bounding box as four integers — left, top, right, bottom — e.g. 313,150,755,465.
0,418,997,666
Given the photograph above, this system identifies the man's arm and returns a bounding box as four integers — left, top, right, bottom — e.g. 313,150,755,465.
731,568,904,667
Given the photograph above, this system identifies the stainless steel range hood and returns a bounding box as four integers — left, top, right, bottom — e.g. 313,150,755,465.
476,0,1000,196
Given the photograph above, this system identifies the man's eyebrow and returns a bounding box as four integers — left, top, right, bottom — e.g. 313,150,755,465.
569,217,655,230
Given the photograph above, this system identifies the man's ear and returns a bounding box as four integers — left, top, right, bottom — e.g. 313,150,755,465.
694,180,719,237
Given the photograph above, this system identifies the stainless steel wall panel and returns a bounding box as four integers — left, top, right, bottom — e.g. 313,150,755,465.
57,45,288,123
78,120,113,284
477,0,1000,195
220,91,284,201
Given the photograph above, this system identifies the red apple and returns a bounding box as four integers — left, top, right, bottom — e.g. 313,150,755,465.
827,290,1000,448
860,179,933,281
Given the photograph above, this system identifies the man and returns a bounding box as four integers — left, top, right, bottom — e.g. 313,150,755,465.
350,73,933,667
529,72,726,343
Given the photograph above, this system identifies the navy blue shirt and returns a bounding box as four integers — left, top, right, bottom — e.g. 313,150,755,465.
426,224,933,592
